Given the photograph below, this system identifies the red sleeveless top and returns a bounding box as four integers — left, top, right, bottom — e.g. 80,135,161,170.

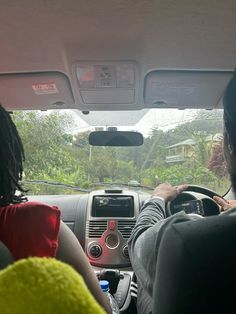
0,201,60,261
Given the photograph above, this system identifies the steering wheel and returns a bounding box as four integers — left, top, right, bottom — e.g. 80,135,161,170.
185,185,222,199
167,184,221,217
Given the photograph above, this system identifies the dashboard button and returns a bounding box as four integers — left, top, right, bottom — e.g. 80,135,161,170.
89,244,102,258
108,220,116,231
106,234,119,248
123,245,129,259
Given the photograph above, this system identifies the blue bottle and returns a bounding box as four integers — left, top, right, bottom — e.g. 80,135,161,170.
99,280,120,314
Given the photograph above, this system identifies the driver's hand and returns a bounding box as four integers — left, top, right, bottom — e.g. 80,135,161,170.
213,196,236,212
152,183,188,202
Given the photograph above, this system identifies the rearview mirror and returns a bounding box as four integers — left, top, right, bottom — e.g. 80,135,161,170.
89,131,143,146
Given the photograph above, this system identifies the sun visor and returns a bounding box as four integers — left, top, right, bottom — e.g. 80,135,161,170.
144,70,234,109
0,72,75,110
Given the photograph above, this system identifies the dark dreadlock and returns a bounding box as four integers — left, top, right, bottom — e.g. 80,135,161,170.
0,104,27,205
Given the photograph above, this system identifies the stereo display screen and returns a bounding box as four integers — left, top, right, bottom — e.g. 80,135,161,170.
92,195,134,217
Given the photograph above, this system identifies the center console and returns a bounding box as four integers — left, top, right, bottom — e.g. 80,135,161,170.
85,189,139,267
85,189,139,311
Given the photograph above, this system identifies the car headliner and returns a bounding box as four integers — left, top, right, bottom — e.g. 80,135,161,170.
0,0,236,111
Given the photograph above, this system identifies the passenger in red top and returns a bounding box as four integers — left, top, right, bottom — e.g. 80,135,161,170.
0,202,60,260
0,105,111,314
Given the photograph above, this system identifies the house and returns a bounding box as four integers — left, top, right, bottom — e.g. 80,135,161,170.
165,134,223,164
165,139,196,163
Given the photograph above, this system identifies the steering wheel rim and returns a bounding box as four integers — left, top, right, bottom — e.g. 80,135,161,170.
185,185,222,199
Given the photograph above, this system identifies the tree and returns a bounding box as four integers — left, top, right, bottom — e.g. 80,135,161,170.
208,141,227,177
142,163,219,189
13,111,86,190
12,109,228,195
113,160,135,182
192,134,212,167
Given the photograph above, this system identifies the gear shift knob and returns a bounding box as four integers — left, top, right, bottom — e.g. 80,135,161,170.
97,269,124,294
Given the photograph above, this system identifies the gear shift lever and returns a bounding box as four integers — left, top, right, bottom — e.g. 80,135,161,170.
97,269,124,294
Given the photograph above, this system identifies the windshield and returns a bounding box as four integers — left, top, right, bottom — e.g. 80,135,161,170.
13,108,229,195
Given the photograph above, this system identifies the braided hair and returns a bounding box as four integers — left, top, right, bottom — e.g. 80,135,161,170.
0,104,27,205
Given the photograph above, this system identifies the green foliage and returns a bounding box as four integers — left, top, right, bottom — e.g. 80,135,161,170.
12,109,230,195
142,164,217,186
13,111,86,192
192,134,212,167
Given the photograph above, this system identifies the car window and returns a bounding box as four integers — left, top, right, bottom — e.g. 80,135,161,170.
14,108,229,195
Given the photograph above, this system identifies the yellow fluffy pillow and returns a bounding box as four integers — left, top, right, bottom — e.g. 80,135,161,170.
0,257,105,314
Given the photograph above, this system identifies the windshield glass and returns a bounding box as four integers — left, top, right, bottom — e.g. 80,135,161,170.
13,108,229,195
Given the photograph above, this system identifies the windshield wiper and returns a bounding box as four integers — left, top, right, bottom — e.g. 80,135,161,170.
22,179,154,192
22,179,90,193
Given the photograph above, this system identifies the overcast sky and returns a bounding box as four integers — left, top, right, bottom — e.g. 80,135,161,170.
69,108,199,137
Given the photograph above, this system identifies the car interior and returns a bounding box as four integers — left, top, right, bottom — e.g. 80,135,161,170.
1,0,236,313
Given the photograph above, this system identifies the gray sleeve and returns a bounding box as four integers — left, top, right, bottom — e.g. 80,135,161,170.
128,199,192,297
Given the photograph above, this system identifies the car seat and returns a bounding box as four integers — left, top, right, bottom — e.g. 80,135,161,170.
0,241,13,269
152,211,236,314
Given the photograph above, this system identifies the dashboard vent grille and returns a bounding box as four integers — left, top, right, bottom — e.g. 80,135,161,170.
88,220,107,238
117,220,136,239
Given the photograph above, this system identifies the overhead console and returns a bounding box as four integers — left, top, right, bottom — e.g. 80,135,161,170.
85,189,139,268
72,61,140,110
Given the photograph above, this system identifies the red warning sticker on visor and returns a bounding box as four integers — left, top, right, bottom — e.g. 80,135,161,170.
32,83,59,95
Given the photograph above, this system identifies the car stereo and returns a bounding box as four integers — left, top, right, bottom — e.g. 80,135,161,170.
91,195,134,217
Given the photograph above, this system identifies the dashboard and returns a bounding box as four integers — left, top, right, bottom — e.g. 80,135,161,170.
28,189,144,268
27,188,220,311
28,188,220,269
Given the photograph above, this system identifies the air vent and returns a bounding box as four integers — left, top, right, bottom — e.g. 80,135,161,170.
88,220,107,238
117,221,136,239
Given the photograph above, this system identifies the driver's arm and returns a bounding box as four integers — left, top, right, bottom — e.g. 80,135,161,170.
128,183,189,298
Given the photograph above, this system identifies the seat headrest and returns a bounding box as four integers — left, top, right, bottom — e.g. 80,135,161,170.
152,213,236,314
